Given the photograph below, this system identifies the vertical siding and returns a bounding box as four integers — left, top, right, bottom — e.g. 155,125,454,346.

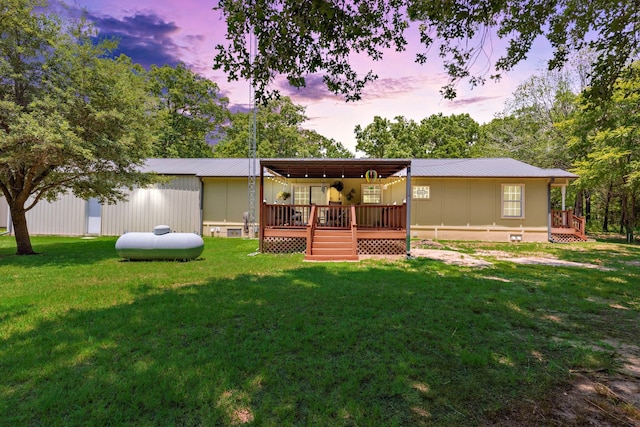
410,178,549,229
26,192,86,235
202,178,252,223
0,196,8,228
468,180,495,225
101,176,201,235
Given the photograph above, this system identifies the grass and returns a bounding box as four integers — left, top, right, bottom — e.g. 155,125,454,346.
1,236,639,426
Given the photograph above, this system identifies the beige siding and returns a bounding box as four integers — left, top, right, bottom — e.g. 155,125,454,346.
101,176,201,235
202,178,252,225
409,177,550,241
26,192,87,235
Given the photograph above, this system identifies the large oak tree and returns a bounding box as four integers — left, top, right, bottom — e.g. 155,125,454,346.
0,0,157,255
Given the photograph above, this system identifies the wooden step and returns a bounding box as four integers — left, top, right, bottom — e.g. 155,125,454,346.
305,254,359,261
307,229,356,261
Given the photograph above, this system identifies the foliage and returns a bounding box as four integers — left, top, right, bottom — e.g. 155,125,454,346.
355,113,478,158
213,0,639,102
570,62,640,241
475,70,578,169
148,63,229,158
0,0,156,254
1,237,638,425
214,97,353,158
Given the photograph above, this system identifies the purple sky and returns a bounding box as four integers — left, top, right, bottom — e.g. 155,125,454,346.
79,0,552,154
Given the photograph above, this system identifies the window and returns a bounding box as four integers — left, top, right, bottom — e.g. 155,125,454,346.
361,184,382,204
502,184,524,218
412,185,430,200
293,185,327,205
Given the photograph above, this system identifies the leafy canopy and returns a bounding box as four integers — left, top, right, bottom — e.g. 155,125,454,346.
214,0,639,102
148,63,229,158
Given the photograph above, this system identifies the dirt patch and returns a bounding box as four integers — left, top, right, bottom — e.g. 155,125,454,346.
487,341,640,426
411,248,493,268
474,250,614,271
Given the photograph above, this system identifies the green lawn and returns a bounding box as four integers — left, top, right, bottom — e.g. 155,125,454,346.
1,236,638,425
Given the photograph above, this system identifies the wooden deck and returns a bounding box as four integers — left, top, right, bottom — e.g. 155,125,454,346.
551,210,587,242
260,203,408,261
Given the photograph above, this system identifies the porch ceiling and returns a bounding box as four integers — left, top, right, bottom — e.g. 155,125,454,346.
260,158,411,179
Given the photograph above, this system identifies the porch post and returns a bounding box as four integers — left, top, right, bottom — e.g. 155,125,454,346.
561,185,567,226
259,165,264,252
405,163,411,258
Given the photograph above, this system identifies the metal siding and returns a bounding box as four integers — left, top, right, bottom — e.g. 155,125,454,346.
26,192,86,235
101,176,201,235
0,196,8,228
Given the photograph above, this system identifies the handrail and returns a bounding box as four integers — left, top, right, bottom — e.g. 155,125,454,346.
572,214,586,239
551,209,587,240
306,205,317,257
350,205,358,258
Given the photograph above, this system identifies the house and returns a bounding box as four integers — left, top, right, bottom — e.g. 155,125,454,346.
4,158,583,260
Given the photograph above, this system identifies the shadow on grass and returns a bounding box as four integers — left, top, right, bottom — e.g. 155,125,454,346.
0,237,120,266
2,259,634,426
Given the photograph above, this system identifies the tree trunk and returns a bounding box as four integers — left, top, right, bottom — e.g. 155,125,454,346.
621,194,634,243
603,183,613,232
585,190,591,223
574,190,584,217
9,204,35,255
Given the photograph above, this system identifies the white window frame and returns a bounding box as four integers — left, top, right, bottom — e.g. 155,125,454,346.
501,184,525,219
361,184,382,205
412,185,431,200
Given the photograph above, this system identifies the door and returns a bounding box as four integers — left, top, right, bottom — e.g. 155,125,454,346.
86,198,101,234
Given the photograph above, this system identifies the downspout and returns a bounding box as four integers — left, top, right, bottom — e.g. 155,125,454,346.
405,163,412,258
548,178,554,242
199,178,204,235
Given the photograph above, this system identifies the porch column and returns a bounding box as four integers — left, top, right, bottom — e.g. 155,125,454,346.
405,164,411,258
561,185,567,226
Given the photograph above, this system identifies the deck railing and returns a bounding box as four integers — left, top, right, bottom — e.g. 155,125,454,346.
355,204,406,229
552,209,586,239
263,204,311,228
262,203,406,230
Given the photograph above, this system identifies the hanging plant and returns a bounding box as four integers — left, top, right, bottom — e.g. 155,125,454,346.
277,191,290,200
345,188,356,201
330,181,344,192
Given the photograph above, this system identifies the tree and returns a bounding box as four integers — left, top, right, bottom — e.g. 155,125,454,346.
355,113,478,158
0,1,156,255
417,113,479,158
354,116,416,158
570,62,640,243
213,97,353,158
475,70,578,169
148,63,229,158
213,0,639,102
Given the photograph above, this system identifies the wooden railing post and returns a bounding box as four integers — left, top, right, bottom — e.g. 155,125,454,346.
350,205,358,258
306,205,317,257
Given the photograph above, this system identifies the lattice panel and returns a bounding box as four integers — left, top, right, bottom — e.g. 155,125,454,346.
551,233,582,243
263,237,307,254
358,239,405,255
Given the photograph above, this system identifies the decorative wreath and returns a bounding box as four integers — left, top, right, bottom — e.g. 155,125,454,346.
365,169,378,183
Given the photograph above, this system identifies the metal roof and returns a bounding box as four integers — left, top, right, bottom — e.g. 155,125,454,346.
410,158,578,178
141,158,577,179
142,158,250,177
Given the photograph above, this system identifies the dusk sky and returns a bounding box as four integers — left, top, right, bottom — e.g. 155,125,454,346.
78,0,554,154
